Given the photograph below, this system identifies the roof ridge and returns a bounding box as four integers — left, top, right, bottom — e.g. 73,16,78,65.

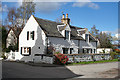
34,16,62,24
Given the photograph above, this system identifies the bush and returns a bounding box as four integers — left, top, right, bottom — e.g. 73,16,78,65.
54,53,69,65
1,53,6,59
110,51,118,59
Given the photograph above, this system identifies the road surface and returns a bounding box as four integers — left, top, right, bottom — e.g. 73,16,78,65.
66,62,119,78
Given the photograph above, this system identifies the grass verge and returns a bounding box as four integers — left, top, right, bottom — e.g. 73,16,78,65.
67,59,118,65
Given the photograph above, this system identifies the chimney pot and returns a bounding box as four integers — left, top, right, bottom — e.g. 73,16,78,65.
62,14,65,19
66,13,68,18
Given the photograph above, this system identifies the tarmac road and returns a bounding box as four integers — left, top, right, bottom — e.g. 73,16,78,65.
2,61,81,79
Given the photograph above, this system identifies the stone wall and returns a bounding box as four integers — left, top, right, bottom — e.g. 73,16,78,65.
66,54,111,63
33,55,54,64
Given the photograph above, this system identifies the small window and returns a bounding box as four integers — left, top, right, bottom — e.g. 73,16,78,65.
30,31,34,40
27,48,29,53
70,48,73,54
27,31,29,40
38,47,40,49
24,48,26,53
65,30,69,39
63,48,68,54
91,49,92,53
94,49,96,53
85,34,89,42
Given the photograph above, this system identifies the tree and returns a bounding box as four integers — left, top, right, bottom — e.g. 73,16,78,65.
90,25,99,38
1,26,7,52
98,32,113,48
7,7,18,26
16,0,35,26
6,0,35,28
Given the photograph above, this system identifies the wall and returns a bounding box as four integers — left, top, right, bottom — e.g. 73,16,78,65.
48,37,79,54
6,29,17,48
97,48,112,54
19,15,46,62
66,54,111,62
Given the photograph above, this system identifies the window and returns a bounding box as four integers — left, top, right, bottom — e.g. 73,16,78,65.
82,49,84,53
63,48,68,54
27,31,35,40
85,34,89,42
27,31,29,40
70,48,73,54
30,31,34,40
91,49,92,53
27,48,29,53
65,30,69,39
94,49,96,53
21,47,31,56
24,48,26,53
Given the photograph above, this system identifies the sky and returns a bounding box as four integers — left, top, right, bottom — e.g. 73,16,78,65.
1,1,119,37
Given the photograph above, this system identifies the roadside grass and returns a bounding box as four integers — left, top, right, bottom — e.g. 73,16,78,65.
67,59,118,65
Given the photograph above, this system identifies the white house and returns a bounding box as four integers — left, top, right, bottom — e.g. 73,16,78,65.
17,14,98,62
6,27,22,48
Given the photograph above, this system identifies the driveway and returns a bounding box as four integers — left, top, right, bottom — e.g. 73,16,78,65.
2,61,81,79
66,62,119,78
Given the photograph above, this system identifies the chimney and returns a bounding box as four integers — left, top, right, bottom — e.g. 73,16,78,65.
62,14,65,19
61,13,70,25
66,13,68,18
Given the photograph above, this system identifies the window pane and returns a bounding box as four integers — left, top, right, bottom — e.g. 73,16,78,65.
27,31,29,40
65,31,69,39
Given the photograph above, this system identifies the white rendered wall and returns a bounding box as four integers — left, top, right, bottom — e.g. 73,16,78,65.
19,15,46,61
6,29,17,48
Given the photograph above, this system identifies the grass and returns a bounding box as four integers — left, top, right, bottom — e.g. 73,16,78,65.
67,59,118,65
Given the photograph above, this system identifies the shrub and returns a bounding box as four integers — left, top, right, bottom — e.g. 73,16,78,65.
1,53,6,59
110,51,118,59
54,53,69,65
114,49,120,53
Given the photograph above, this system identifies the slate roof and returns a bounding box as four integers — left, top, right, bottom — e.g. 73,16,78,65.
34,16,84,40
8,27,22,38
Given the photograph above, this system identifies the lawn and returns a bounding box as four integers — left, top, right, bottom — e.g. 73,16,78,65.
67,59,118,65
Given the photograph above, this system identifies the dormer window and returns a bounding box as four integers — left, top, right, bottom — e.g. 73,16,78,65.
65,30,69,39
85,34,89,42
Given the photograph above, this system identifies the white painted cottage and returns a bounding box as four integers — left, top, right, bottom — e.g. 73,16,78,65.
18,14,98,62
6,27,22,48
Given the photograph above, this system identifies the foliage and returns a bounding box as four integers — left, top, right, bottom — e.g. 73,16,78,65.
90,25,99,38
47,45,55,54
110,51,118,59
114,49,120,53
16,1,35,26
5,44,18,53
7,0,36,27
1,26,7,52
7,7,17,26
98,32,113,48
1,52,6,59
54,52,69,65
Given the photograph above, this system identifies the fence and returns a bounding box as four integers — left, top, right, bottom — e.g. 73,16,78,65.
64,54,111,63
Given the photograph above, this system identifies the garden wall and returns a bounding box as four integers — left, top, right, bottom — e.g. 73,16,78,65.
33,54,54,64
65,54,111,63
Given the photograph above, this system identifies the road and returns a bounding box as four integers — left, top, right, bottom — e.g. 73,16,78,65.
2,61,119,79
66,62,119,78
2,61,81,79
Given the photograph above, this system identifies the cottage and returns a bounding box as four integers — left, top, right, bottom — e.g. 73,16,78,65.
6,27,22,49
17,14,98,62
